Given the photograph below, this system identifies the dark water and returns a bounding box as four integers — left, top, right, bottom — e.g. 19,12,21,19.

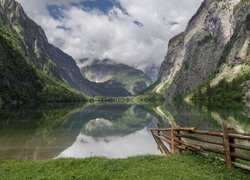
0,103,249,160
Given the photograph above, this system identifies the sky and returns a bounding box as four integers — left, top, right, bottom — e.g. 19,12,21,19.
16,0,203,70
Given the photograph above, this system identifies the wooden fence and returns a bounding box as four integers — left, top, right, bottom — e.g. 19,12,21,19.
150,123,250,171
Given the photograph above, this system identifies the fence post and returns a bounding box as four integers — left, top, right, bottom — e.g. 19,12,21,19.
222,121,232,168
228,128,236,163
171,127,175,158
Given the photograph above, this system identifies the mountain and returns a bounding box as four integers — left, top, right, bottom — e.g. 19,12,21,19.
144,64,160,82
0,0,95,104
0,0,134,103
0,24,41,104
80,59,153,95
154,0,250,105
0,22,86,104
1,0,123,98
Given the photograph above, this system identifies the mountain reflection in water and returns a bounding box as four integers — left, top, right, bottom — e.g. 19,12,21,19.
0,102,249,160
58,126,160,158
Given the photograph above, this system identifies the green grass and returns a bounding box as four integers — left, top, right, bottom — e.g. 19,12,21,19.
0,153,249,180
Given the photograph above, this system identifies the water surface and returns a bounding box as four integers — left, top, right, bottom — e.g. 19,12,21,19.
0,102,249,160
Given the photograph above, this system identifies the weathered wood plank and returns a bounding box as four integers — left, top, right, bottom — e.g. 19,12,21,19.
150,126,250,171
152,133,186,151
150,130,163,154
201,147,250,161
175,133,250,151
176,130,183,153
232,162,250,171
174,133,223,146
151,132,170,155
230,143,250,151
156,137,169,155
228,134,250,141
157,133,203,152
151,128,250,140
231,153,250,161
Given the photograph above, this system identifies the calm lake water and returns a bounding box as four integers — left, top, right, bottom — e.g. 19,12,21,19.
0,103,249,160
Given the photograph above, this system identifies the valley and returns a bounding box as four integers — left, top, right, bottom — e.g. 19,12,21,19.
0,0,250,178
1,0,249,108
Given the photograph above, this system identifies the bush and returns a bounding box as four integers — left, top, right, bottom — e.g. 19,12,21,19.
192,71,250,107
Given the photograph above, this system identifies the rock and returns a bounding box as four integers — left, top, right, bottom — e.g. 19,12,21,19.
157,0,250,105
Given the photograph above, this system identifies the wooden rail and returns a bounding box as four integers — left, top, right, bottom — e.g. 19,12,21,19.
150,124,250,171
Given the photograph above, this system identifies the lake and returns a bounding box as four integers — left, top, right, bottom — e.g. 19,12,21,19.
0,102,249,160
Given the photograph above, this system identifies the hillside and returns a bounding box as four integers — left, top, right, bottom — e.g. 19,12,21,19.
0,0,141,102
0,23,86,104
154,0,250,106
0,0,101,95
81,59,152,95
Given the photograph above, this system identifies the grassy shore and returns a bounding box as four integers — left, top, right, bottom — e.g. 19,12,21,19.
0,153,249,180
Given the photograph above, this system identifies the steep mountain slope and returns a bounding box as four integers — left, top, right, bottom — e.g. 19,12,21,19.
0,24,41,104
81,59,152,95
0,0,95,94
0,0,133,98
156,0,250,105
0,23,86,104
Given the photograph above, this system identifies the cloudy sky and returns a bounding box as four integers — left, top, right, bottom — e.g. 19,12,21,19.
16,0,203,70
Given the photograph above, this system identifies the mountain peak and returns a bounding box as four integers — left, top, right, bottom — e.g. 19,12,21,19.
81,58,152,94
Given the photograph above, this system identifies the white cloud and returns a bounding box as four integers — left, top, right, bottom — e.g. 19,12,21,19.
16,0,203,70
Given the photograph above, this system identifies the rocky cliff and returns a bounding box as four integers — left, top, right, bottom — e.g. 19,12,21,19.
81,59,152,95
157,0,250,105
